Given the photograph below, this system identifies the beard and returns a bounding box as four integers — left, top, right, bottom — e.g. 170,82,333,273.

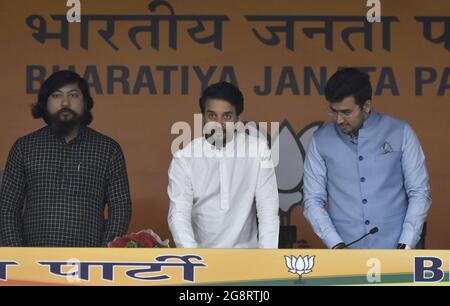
48,108,83,137
205,127,235,148
204,121,238,148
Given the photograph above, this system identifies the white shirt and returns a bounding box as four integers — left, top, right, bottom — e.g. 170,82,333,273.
167,132,280,248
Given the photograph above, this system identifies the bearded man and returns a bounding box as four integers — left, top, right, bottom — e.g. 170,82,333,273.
0,70,132,247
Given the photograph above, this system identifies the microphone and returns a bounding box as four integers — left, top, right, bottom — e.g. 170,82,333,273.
344,227,379,248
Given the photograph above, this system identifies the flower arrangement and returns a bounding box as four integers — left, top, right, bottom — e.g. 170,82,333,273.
108,229,170,248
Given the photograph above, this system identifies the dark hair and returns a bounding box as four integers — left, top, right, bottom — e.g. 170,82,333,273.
324,68,372,108
32,70,94,125
199,82,244,116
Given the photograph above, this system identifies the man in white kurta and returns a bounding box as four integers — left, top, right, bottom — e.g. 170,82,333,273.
168,131,280,248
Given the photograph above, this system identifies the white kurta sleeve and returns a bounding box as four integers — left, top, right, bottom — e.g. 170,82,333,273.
167,154,198,248
255,142,280,248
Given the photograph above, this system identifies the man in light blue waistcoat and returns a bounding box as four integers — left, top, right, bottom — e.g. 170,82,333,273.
303,68,431,249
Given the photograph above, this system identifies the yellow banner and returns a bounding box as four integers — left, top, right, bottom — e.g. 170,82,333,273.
0,248,449,286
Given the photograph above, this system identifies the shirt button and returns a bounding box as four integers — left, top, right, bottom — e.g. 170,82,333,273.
362,199,368,205
360,177,366,183
359,156,364,161
365,220,370,225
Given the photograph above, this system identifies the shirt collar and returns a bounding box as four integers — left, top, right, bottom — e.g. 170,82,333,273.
202,132,239,157
47,125,89,145
360,111,379,131
335,111,379,143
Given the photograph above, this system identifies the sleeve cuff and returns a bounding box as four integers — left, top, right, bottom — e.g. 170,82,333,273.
398,230,417,249
323,231,345,249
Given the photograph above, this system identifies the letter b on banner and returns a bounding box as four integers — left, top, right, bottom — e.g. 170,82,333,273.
414,257,445,283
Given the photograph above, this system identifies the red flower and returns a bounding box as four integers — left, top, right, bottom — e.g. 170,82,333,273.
110,236,132,248
133,232,157,248
108,229,169,248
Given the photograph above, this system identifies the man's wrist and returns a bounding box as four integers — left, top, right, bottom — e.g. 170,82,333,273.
397,243,411,249
332,242,346,249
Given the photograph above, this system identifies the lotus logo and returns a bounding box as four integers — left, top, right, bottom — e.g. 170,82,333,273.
285,255,316,282
247,120,324,213
272,121,323,213
245,120,324,248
